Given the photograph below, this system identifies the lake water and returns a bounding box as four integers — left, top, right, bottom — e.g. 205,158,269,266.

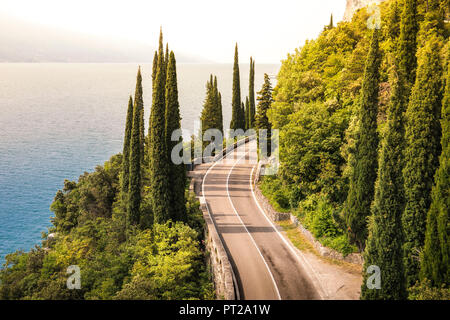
0,63,279,265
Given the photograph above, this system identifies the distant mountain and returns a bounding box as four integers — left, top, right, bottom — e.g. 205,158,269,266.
343,0,387,22
0,14,207,63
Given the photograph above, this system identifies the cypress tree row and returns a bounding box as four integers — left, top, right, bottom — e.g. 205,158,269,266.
149,30,171,224
360,0,423,299
255,73,273,158
344,29,381,251
420,61,449,287
128,70,144,226
402,29,444,288
230,44,245,131
165,51,187,222
121,96,134,199
248,57,256,129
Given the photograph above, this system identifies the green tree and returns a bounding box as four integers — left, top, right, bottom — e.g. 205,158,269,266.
165,51,187,222
402,34,444,288
230,44,244,131
255,74,274,158
248,57,256,128
344,29,381,251
201,76,216,149
361,72,407,300
149,30,171,224
421,61,449,287
134,67,145,166
128,69,144,226
121,96,133,200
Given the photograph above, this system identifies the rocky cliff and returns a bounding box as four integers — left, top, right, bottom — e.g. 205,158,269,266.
343,0,387,21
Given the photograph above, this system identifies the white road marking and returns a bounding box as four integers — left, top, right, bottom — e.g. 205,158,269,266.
226,150,282,300
248,158,329,300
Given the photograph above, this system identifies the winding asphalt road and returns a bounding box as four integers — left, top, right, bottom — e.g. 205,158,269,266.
200,139,323,300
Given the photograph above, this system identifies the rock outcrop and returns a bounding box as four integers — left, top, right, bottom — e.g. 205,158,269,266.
343,0,387,22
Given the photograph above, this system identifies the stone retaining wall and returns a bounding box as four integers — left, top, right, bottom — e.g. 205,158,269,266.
187,137,255,300
188,176,236,300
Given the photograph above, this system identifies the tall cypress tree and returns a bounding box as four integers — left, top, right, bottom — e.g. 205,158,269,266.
421,61,449,287
344,29,381,251
402,30,444,288
149,29,171,224
121,96,134,199
361,71,407,300
230,43,244,131
134,67,145,166
255,74,273,158
128,70,143,226
201,76,216,146
165,51,187,222
248,57,256,129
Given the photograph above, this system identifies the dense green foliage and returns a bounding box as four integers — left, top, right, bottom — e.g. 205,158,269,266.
0,155,213,300
264,0,448,298
149,31,171,224
165,51,187,222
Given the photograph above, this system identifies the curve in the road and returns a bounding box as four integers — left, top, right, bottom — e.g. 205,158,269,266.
202,139,323,300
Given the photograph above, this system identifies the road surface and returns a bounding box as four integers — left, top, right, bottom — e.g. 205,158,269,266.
200,139,323,300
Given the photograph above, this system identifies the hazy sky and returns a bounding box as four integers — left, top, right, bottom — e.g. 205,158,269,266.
1,0,347,63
